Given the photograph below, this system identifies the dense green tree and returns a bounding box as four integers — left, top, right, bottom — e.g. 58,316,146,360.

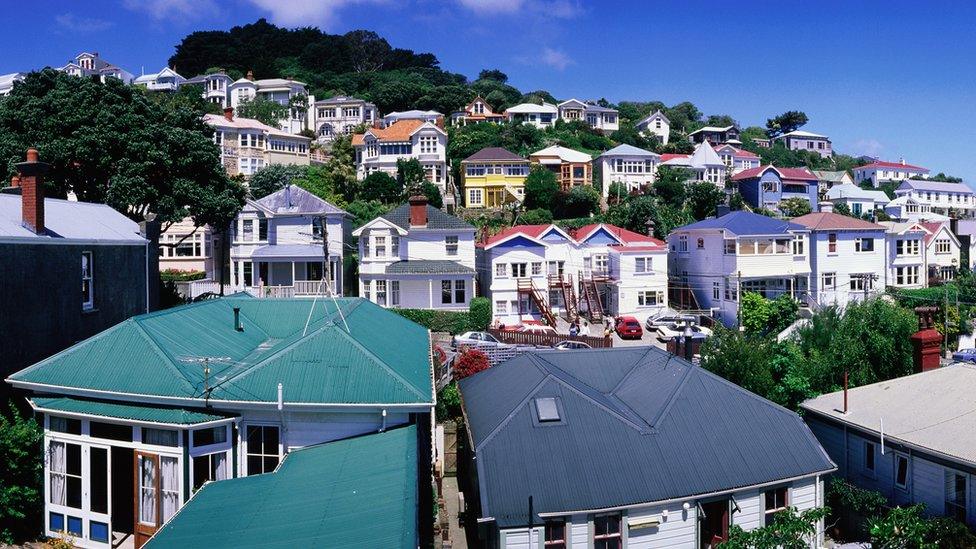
248,164,308,199
417,84,473,116
0,405,43,544
396,157,427,192
523,166,560,211
419,181,444,209
359,171,402,204
766,110,809,137
518,208,554,225
653,166,691,208
477,69,508,83
0,69,245,230
346,199,391,228
555,185,600,219
779,197,812,217
236,95,289,127
686,182,726,220
721,506,829,549
605,182,631,205
833,202,853,217
609,124,654,150
729,191,745,211
705,114,737,127
741,292,799,336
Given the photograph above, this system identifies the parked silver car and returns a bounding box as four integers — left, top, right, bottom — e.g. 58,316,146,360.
553,340,592,350
451,331,511,350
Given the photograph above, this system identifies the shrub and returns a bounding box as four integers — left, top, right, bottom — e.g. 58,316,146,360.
454,348,490,379
0,405,43,544
391,308,473,334
468,297,492,331
518,208,553,225
435,382,462,421
160,269,207,282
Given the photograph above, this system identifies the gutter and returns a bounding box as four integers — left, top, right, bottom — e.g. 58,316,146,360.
28,402,236,430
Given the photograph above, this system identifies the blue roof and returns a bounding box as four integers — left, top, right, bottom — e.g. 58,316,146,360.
600,144,659,158
459,347,835,527
673,210,807,236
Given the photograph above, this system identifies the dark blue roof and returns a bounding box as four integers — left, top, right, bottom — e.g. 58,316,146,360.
459,347,835,527
674,210,807,236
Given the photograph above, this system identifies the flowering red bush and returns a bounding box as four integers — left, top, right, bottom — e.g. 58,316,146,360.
453,348,491,380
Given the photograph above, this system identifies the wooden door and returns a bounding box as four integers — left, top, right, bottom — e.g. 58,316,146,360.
699,499,729,549
133,452,160,548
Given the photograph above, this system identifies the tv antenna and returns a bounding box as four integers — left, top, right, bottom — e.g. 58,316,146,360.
179,356,232,407
298,215,350,336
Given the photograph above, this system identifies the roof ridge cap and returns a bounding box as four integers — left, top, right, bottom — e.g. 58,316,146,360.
130,318,200,395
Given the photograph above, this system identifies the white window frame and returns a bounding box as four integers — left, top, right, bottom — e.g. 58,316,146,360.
243,424,282,477
82,251,94,310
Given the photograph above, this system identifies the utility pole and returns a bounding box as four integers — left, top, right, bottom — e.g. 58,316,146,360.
736,270,742,329
320,215,330,295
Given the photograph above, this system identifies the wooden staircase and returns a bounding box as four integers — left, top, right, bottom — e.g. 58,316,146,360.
668,279,701,312
517,278,557,327
578,271,604,322
548,273,578,321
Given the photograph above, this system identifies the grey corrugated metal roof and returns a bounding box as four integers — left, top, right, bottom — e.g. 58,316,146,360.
251,244,330,259
381,204,474,231
385,260,475,275
459,347,835,527
463,147,526,163
801,363,976,465
0,194,145,243
254,185,348,216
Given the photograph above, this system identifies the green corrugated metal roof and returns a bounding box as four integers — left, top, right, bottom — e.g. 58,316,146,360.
8,296,433,405
145,425,418,549
31,397,230,425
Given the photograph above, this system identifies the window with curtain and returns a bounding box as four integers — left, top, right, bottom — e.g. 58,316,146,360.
161,457,179,523
246,425,281,476
192,452,227,491
49,441,81,509
143,428,179,447
139,455,157,526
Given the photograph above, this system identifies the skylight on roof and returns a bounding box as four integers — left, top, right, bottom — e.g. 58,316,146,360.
535,397,560,422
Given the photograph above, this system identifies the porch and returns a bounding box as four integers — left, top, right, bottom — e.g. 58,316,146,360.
231,246,342,297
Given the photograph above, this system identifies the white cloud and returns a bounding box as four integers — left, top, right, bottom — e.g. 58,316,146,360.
456,0,582,18
121,0,218,21
852,138,885,157
539,47,573,70
245,0,389,28
55,13,115,33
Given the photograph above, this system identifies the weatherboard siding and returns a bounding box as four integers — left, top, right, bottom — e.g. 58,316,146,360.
240,410,410,453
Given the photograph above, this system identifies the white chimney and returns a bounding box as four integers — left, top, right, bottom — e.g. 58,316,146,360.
900,157,906,165
819,201,834,213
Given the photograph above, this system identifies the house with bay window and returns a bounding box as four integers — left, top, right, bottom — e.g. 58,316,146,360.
528,145,593,190
461,147,530,208
229,184,350,297
352,119,449,196
557,99,619,134
183,72,233,107
312,95,377,142
475,223,666,325
772,130,832,159
880,221,929,289
354,196,476,310
6,294,434,549
504,102,558,129
451,95,506,126
921,221,961,283
227,73,310,135
460,347,835,549
791,210,887,308
133,67,185,91
635,110,670,144
688,125,741,145
204,108,310,178
826,183,890,218
733,165,820,214
598,144,660,197
668,211,812,325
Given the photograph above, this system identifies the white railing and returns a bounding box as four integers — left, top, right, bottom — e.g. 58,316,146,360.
174,279,220,300
241,280,336,298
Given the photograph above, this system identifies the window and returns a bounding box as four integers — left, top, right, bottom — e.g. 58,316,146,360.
828,233,837,253
375,280,387,306
936,239,951,254
792,238,805,255
142,428,179,447
635,257,652,273
375,236,387,257
855,238,874,252
390,281,400,306
697,238,705,249
897,239,920,256
764,487,789,526
495,263,507,277
246,425,280,476
593,514,622,549
821,272,836,291
454,280,466,304
495,300,507,314
82,251,94,310
531,262,542,276
895,454,909,490
638,291,663,307
863,441,876,477
362,235,370,257
362,280,371,301
90,422,133,442
192,426,227,448
511,263,527,277
441,280,453,304
724,239,736,254
160,456,179,523
946,471,967,522
678,236,688,252
242,219,255,241
49,441,82,509
713,281,721,300
49,416,81,435
258,218,268,241
544,519,566,548
419,135,438,154
724,277,738,301
192,452,227,491
941,266,956,281
446,235,459,256
468,189,483,205
896,266,920,286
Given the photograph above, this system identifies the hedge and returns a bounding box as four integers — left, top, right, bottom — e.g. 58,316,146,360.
391,308,473,334
160,269,207,282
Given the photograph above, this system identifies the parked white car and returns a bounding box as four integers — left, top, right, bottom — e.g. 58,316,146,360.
645,311,696,330
554,340,592,350
655,323,712,342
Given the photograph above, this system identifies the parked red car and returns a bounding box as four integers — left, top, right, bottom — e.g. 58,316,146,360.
615,316,644,339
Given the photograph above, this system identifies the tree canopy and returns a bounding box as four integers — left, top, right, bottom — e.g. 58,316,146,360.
766,110,809,137
0,69,245,230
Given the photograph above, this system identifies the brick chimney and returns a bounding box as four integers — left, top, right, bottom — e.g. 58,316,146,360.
223,107,234,121
16,148,51,235
0,175,21,195
910,306,942,372
246,70,254,81
409,194,428,227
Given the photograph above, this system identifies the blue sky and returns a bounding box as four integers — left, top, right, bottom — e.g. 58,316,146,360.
2,0,974,181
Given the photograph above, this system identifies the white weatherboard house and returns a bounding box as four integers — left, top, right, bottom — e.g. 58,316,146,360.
879,221,930,289
825,183,890,217
229,185,350,297
461,347,836,549
884,195,945,223
920,221,961,283
228,74,311,135
634,110,670,144
791,211,888,308
383,109,443,126
312,95,377,141
773,130,832,159
802,363,976,529
714,144,761,175
893,179,976,218
504,102,559,129
854,159,929,187
668,211,811,326
352,119,450,196
659,140,727,188
557,99,619,133
133,67,185,92
476,223,667,325
598,144,660,197
354,196,477,310
5,295,434,549
183,72,233,107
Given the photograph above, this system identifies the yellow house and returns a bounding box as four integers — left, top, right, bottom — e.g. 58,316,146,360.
461,147,530,208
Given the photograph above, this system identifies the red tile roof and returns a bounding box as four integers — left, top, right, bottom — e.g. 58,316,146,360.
479,223,664,248
731,165,817,182
856,160,928,172
791,212,885,231
351,119,426,146
920,221,947,245
660,153,690,162
572,224,663,245
480,224,554,247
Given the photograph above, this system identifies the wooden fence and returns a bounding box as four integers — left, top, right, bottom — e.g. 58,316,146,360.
487,328,612,348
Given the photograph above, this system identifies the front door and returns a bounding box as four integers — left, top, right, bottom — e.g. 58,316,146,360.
134,452,160,548
699,499,730,549
88,444,112,545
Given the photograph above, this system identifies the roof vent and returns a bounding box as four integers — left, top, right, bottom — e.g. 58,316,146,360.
534,397,560,422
